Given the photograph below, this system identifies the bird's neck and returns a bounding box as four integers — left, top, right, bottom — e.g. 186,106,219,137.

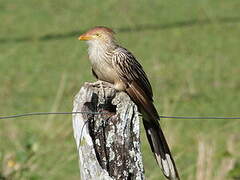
87,40,117,63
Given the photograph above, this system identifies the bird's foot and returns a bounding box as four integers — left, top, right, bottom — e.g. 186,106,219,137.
85,81,115,97
86,80,114,88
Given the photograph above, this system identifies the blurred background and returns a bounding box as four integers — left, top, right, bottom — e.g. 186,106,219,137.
0,0,240,179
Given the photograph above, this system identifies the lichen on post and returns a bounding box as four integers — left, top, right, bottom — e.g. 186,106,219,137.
72,82,145,180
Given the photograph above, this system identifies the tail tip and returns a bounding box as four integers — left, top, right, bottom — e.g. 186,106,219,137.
157,153,180,180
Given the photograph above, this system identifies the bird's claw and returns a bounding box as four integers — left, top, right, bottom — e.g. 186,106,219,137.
85,81,115,98
87,81,113,89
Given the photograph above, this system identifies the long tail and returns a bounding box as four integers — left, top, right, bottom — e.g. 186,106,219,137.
126,82,180,179
143,118,180,180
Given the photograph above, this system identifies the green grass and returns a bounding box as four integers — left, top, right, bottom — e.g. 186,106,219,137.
1,0,240,179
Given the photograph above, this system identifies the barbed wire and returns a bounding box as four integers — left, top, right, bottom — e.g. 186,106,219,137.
0,111,239,120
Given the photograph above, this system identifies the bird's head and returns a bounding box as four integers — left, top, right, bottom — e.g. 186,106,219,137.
78,26,116,47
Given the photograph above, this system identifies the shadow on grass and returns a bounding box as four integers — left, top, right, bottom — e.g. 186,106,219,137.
1,17,240,44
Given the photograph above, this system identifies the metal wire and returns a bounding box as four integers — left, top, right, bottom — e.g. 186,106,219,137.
159,115,240,120
0,112,106,120
0,111,239,120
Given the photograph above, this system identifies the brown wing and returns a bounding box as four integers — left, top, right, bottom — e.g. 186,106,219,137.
112,47,159,120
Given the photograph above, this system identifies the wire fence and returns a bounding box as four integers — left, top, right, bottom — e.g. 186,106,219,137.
0,111,240,120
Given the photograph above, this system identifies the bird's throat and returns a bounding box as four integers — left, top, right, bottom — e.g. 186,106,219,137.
87,40,116,64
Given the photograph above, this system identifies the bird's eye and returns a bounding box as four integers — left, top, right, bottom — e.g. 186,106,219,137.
95,33,101,37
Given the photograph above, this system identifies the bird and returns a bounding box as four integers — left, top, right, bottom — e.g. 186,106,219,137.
78,26,180,180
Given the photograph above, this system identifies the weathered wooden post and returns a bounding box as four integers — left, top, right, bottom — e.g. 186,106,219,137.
72,82,145,180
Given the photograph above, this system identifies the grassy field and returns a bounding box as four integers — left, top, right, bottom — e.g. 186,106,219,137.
0,0,240,179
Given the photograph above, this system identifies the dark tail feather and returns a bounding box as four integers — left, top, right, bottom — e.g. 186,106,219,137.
126,82,180,179
143,119,180,180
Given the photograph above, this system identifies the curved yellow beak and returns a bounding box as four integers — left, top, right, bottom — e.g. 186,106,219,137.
78,34,92,41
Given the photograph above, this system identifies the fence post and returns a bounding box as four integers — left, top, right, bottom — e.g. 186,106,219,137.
72,82,145,180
